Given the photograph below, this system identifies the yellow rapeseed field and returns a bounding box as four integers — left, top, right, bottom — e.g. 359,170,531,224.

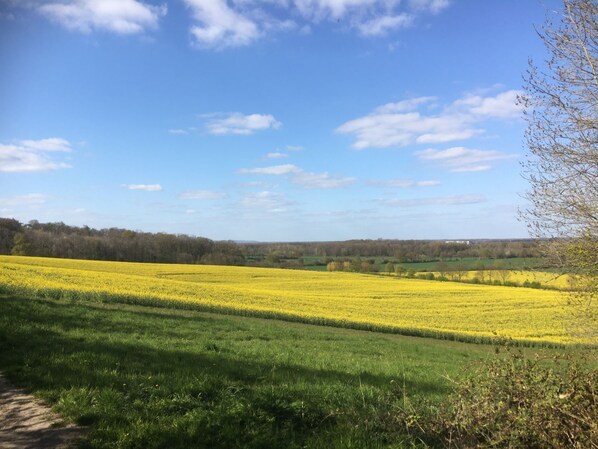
0,256,588,345
430,270,572,289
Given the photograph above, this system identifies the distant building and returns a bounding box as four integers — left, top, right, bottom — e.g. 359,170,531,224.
444,240,471,245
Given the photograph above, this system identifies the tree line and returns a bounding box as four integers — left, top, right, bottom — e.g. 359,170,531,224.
242,239,541,264
1,218,542,267
0,218,244,265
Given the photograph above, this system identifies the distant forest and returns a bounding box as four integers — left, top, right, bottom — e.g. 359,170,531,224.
0,218,541,268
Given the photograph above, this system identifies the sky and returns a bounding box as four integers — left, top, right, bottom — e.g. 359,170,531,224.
0,0,560,241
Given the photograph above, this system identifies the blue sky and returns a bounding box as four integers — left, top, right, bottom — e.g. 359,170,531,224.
0,0,558,241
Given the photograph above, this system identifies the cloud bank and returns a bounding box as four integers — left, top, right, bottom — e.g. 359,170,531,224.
22,0,452,48
184,0,451,48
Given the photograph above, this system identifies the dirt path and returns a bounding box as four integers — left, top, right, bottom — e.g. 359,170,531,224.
0,375,86,449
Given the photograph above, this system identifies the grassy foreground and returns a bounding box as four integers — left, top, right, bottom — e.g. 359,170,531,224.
0,256,579,345
0,294,490,449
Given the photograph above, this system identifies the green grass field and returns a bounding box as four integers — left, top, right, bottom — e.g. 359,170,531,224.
0,294,493,449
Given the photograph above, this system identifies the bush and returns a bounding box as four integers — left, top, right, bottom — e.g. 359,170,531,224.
398,348,598,448
523,280,543,289
441,349,597,448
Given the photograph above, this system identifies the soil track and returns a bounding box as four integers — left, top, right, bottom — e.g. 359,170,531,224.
0,375,85,448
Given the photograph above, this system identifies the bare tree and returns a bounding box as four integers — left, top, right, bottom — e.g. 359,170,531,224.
520,0,597,339
452,262,468,282
475,269,487,284
435,260,449,279
493,260,512,284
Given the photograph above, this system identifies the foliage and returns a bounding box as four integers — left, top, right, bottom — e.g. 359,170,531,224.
376,347,598,448
520,0,597,340
244,239,541,262
521,0,597,242
1,219,245,265
384,262,395,274
0,218,545,267
432,349,598,448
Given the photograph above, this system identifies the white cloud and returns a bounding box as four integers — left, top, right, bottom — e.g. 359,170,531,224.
180,190,226,200
206,113,281,135
179,0,451,49
293,0,355,21
241,191,291,212
415,129,477,144
0,193,48,206
409,0,450,14
381,194,486,207
415,147,517,172
239,164,300,175
368,178,440,188
9,0,453,48
184,0,260,48
357,13,413,36
373,96,436,114
292,171,356,189
451,164,492,173
286,145,304,151
168,128,189,135
18,137,72,152
0,146,71,172
336,110,478,149
239,181,279,189
38,0,166,35
266,152,288,159
125,184,163,191
239,163,354,189
0,138,73,172
452,90,522,118
336,90,522,149
294,0,398,22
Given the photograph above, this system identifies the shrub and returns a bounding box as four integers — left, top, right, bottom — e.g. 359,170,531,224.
398,348,598,448
522,280,543,289
439,349,598,448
